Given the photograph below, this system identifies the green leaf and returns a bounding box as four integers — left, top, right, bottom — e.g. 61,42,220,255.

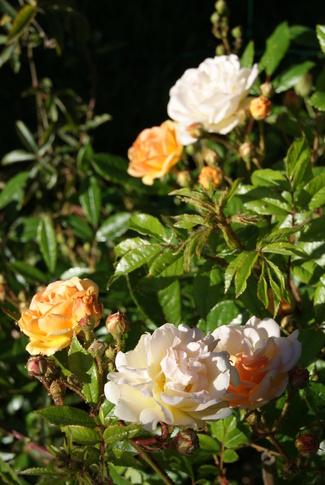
286,137,312,192
298,172,325,210
1,149,36,165
15,120,38,153
219,178,242,208
316,24,325,54
115,242,161,275
7,4,37,44
314,284,325,323
0,171,29,210
259,22,290,75
273,61,315,93
261,242,308,258
251,169,289,191
149,249,183,277
183,231,207,272
198,434,221,452
210,415,250,448
266,268,281,317
240,40,254,68
92,153,144,190
265,259,286,292
206,301,242,333
36,406,96,427
304,382,325,419
0,0,17,18
62,425,101,445
222,449,239,463
194,268,223,319
0,43,16,69
298,328,325,366
108,463,133,485
158,280,181,325
257,261,269,309
257,227,300,246
0,457,22,485
224,252,247,293
235,251,259,297
103,424,141,443
68,334,99,406
114,237,149,257
96,212,131,242
79,177,101,228
10,261,48,284
19,467,59,477
38,215,57,274
128,213,168,242
292,260,322,284
63,215,94,241
173,213,206,229
240,188,291,216
309,90,325,111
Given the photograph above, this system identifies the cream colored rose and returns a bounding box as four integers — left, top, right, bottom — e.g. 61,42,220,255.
212,316,302,409
17,277,100,356
167,55,258,145
104,323,239,431
127,120,183,185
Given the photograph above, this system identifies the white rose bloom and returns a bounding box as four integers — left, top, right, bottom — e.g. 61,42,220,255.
212,316,302,409
167,54,258,145
104,323,239,431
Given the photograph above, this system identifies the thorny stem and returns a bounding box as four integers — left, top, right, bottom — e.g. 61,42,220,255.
272,389,294,432
129,438,175,485
250,443,281,457
0,421,53,458
97,425,113,485
27,46,48,145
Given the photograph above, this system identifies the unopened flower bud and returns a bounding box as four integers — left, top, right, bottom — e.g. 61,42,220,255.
259,82,274,99
187,122,205,139
50,380,66,401
203,148,219,166
236,107,250,123
245,411,260,427
215,0,228,15
231,26,242,39
87,339,106,358
26,356,48,377
174,429,199,456
176,170,192,187
210,12,220,24
198,166,223,190
282,460,298,479
73,286,102,332
216,44,226,56
295,433,319,456
289,367,309,390
106,312,129,338
280,314,295,333
239,141,254,161
250,96,272,120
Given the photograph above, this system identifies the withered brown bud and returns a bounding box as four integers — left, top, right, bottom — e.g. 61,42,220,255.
186,122,205,139
282,460,298,479
106,312,129,338
295,433,319,456
174,429,199,456
289,367,309,390
87,339,106,358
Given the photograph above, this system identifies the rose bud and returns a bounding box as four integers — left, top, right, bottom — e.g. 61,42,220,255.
174,429,199,456
50,380,66,401
203,148,219,166
106,312,129,338
187,122,205,139
73,286,102,331
295,433,319,456
176,170,192,188
26,356,48,377
87,339,106,358
239,141,254,162
289,367,309,390
249,96,272,120
259,82,274,99
282,461,298,478
198,166,223,190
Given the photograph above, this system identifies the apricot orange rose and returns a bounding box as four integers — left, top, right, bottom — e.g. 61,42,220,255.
17,277,101,356
127,120,183,185
213,316,301,409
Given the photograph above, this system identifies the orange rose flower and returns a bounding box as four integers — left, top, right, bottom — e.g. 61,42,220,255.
198,166,223,190
127,120,183,185
17,277,101,356
213,317,301,409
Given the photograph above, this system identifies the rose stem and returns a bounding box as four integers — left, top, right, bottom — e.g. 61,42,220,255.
0,421,53,458
129,439,175,485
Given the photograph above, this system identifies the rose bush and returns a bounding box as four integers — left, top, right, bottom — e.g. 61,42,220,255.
213,317,302,408
17,277,101,355
104,323,239,431
127,120,183,185
167,54,258,145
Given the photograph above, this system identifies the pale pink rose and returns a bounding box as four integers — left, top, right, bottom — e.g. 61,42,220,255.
212,316,302,408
